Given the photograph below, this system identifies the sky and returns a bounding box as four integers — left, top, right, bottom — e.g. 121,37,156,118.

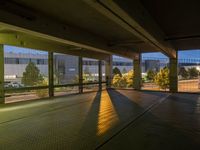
4,45,200,60
4,45,47,54
142,50,200,59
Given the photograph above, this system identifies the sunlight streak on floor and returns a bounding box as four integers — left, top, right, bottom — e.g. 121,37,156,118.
97,91,119,136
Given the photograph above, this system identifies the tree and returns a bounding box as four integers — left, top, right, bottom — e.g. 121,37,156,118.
112,74,126,88
21,62,43,86
178,67,188,79
146,69,156,81
122,67,127,74
154,67,169,90
126,69,134,87
188,67,199,79
112,69,134,88
113,67,122,77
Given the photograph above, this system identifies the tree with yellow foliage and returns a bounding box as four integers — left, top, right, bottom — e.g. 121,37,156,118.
154,67,169,90
112,69,134,88
125,69,134,87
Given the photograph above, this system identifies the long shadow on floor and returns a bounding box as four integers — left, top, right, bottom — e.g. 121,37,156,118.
107,89,149,122
99,90,200,150
72,89,155,149
71,89,200,150
99,110,200,150
71,91,102,149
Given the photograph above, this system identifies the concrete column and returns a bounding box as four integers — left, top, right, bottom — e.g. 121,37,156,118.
169,53,178,92
79,56,83,93
98,60,102,91
133,54,142,90
105,55,113,88
48,52,54,97
0,45,4,103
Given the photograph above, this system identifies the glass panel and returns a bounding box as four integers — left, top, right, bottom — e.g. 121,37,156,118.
5,89,49,104
54,86,79,96
4,45,49,89
83,84,99,92
83,58,99,83
178,50,200,92
141,52,169,91
102,60,106,82
4,45,49,103
112,55,133,88
54,53,79,85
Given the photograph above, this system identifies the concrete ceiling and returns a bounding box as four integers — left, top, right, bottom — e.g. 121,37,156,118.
140,0,200,50
8,0,140,41
0,30,111,60
0,0,199,58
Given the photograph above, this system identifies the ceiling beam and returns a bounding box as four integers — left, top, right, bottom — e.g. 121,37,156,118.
109,40,145,47
84,0,176,58
0,0,138,59
165,35,200,41
0,33,111,60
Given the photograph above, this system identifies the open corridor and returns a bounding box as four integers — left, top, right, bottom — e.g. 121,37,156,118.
0,89,199,150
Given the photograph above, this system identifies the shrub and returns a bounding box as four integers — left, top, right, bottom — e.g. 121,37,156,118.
112,69,134,88
35,79,48,98
154,67,169,90
188,67,199,79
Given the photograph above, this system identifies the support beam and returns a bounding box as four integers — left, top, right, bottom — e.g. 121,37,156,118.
48,52,54,97
0,1,138,59
0,45,4,103
79,57,83,93
133,54,141,90
85,0,176,58
98,60,102,91
105,55,113,88
0,33,110,61
169,53,178,92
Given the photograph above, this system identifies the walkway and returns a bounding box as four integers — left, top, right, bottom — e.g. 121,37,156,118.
0,89,199,150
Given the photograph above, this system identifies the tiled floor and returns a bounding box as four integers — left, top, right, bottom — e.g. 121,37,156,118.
0,89,199,150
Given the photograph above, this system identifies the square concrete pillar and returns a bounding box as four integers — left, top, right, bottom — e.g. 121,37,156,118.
133,54,142,90
169,56,178,92
105,55,113,88
0,45,4,103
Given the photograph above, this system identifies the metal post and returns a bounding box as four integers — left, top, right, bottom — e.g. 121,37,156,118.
169,52,178,92
0,45,5,103
79,56,83,93
133,54,142,90
98,60,102,91
48,52,54,97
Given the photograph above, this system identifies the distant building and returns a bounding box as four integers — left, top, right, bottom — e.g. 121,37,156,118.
112,56,133,72
4,52,48,83
4,53,130,84
54,54,79,84
6,51,200,85
144,60,160,72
